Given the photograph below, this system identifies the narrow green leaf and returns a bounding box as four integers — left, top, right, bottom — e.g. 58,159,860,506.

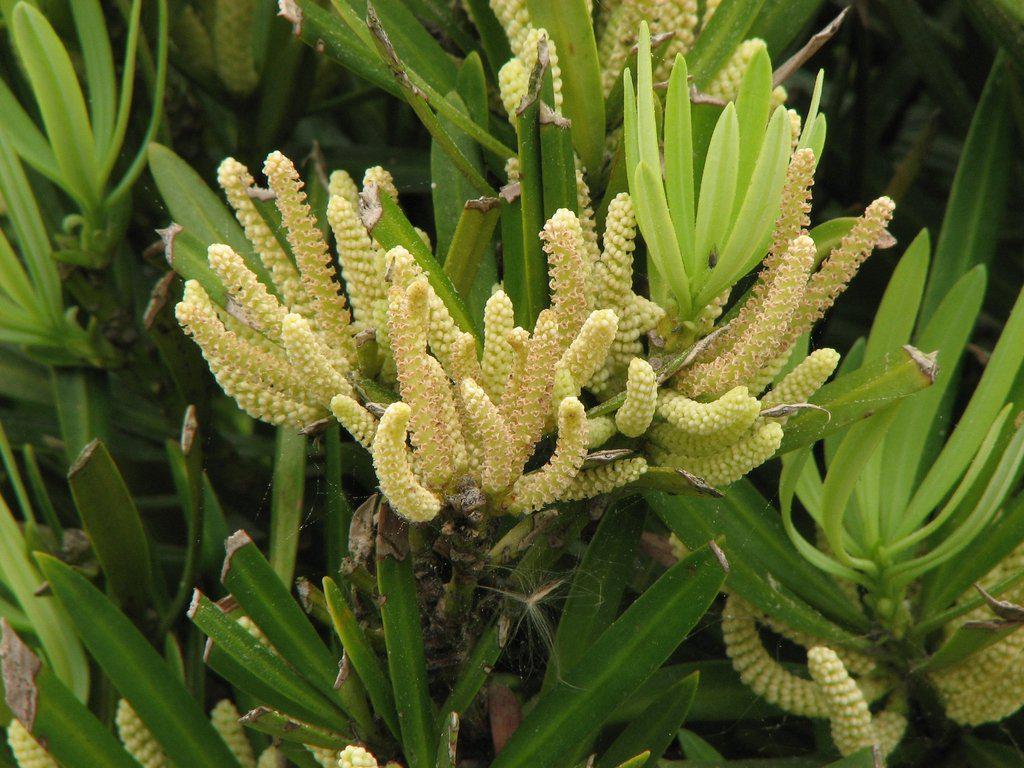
692,104,739,283
51,367,110,465
38,556,244,768
0,80,60,183
323,577,401,739
526,0,605,173
539,97,578,218
748,0,828,54
491,544,726,768
686,0,766,87
920,54,1013,321
67,439,154,612
290,0,399,96
778,344,937,454
462,0,512,77
914,620,1020,674
677,729,724,761
731,43,773,217
439,625,502,732
917,490,1024,623
220,531,375,734
444,198,501,302
664,55,696,276
239,707,352,749
633,161,690,315
0,131,60,321
189,590,353,732
377,506,435,768
702,106,790,303
363,0,457,93
863,231,930,364
965,1,1024,73
546,499,644,690
69,0,117,153
824,748,877,768
365,187,481,342
11,3,100,209
269,427,307,584
0,623,135,768
508,66,548,330
147,144,276,289
648,488,871,641
595,673,699,768
324,425,352,575
903,284,1024,529
961,737,1024,768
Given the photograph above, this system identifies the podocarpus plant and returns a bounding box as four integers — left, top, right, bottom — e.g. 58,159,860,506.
1,1,1018,768
657,235,1024,763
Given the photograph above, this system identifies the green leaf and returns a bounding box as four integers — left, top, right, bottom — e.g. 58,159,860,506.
0,624,135,768
361,0,458,93
37,555,245,768
462,0,512,77
677,729,724,761
916,490,1024,624
432,90,484,262
238,707,352,750
324,426,352,575
545,499,644,690
443,197,501,303
879,266,986,532
633,160,690,315
965,1,1024,73
902,284,1024,531
701,106,790,303
146,144,270,283
365,187,482,343
732,44,773,217
363,7,495,196
0,79,60,183
863,231,930,364
0,490,89,700
685,0,766,87
11,3,101,209
0,131,60,321
290,0,399,96
220,530,375,733
778,344,937,454
526,0,605,173
490,544,726,768
648,488,871,642
269,427,307,584
68,0,117,154
539,92,578,219
692,104,739,283
438,621,502,729
507,67,548,330
376,508,435,768
51,367,110,465
914,619,1021,674
323,576,401,739
920,53,1013,321
189,590,353,732
748,0,828,55
596,672,698,768
664,55,696,276
67,439,154,613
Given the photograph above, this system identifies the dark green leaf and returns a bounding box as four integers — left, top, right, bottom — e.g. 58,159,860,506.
491,544,726,768
37,556,244,768
376,507,435,768
67,439,153,612
269,427,307,584
596,672,698,768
